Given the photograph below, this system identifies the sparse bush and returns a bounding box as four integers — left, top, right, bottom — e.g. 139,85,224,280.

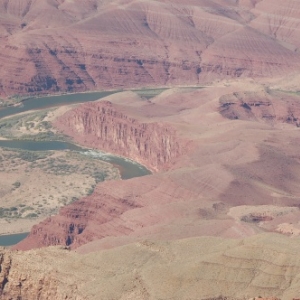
13,181,21,188
25,213,39,218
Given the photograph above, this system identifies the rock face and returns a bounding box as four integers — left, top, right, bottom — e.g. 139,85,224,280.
0,0,300,97
0,247,79,300
16,99,185,250
54,101,183,171
219,90,300,126
17,188,142,250
5,234,300,299
3,1,300,298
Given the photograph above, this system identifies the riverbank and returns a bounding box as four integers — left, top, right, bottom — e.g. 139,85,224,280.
0,218,37,236
0,145,121,239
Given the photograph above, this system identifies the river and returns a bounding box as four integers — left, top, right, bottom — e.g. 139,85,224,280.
0,89,153,246
0,90,118,119
0,233,29,247
0,140,151,180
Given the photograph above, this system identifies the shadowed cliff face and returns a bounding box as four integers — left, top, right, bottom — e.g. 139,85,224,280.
15,86,300,252
54,101,183,171
10,85,300,299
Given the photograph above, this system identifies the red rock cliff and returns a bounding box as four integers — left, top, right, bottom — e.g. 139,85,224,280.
54,101,182,171
15,187,142,250
15,100,185,250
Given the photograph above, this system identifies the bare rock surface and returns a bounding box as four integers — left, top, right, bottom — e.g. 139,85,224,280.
4,234,300,299
219,90,300,126
54,100,185,171
0,0,300,97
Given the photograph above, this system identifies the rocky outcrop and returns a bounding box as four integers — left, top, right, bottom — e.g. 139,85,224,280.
0,251,11,295
0,247,81,300
54,101,183,171
219,90,300,127
16,188,141,250
15,95,185,250
16,85,300,252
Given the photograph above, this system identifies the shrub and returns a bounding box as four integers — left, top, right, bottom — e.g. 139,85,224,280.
13,181,21,188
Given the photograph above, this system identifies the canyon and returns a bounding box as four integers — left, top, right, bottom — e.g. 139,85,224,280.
0,0,300,98
1,0,300,299
11,85,300,300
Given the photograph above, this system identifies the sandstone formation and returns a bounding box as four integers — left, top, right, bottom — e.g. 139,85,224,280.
54,100,184,171
4,234,300,299
16,85,300,252
0,0,300,97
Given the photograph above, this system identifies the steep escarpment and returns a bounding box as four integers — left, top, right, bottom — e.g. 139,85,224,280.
16,94,187,251
17,85,300,252
54,101,183,171
10,85,300,297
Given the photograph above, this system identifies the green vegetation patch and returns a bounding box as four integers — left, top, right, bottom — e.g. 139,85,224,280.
0,205,38,219
0,109,60,139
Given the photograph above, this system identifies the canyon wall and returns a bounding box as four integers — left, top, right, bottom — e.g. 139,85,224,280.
54,101,183,171
1,0,300,97
0,248,82,300
15,187,142,250
16,85,300,252
9,84,300,298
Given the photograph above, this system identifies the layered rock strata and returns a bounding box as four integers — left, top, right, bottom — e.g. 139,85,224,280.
219,90,300,126
16,98,185,250
16,188,142,249
54,101,183,171
1,0,300,97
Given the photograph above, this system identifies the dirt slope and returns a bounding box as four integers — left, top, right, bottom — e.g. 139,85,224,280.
0,0,300,97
